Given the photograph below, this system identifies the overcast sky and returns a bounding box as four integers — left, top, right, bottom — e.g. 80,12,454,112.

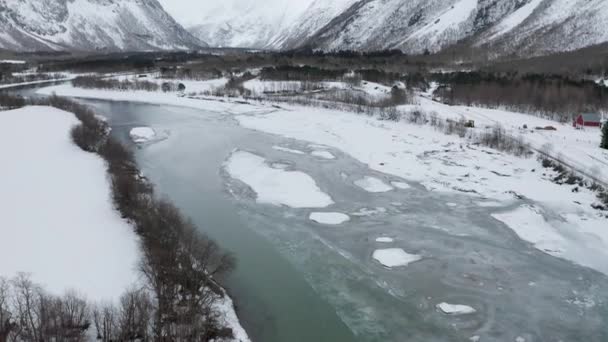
158,0,312,27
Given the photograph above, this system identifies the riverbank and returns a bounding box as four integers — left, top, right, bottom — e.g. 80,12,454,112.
0,100,250,341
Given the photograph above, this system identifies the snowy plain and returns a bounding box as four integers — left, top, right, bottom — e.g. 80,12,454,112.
0,106,140,300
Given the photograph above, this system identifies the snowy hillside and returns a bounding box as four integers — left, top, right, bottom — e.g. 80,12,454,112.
0,0,204,52
187,0,608,57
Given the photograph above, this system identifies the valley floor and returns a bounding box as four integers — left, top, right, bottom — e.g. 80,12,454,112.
36,80,608,277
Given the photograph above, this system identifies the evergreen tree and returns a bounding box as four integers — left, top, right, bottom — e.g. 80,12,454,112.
602,122,608,149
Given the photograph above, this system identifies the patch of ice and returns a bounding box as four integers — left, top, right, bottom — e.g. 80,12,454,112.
351,207,387,217
476,200,503,207
311,150,336,159
0,59,26,64
391,181,411,189
355,176,393,193
225,151,333,208
272,145,306,155
436,302,477,315
129,127,156,144
469,336,480,342
492,205,566,254
213,293,251,342
375,237,394,243
373,248,421,268
515,337,525,342
309,212,350,225
270,162,290,170
446,202,458,207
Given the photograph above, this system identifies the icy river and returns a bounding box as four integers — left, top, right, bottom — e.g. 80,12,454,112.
16,86,608,341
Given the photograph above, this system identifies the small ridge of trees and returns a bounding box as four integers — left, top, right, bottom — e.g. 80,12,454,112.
72,76,160,92
433,72,608,122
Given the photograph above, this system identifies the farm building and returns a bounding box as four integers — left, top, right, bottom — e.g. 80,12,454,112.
573,113,602,128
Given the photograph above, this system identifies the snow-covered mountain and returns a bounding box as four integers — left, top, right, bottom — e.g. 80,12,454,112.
188,0,608,57
0,0,204,52
299,0,608,56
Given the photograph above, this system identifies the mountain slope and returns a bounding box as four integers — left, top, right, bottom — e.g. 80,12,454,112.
0,0,205,52
298,0,608,56
189,0,608,58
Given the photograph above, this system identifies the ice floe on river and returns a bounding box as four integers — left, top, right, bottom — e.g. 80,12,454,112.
309,212,350,225
129,127,156,144
225,150,334,208
375,237,395,243
372,248,421,268
436,302,477,315
354,176,393,193
390,181,411,190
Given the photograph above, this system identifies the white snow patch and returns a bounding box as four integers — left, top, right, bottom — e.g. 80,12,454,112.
225,151,333,208
309,212,350,225
373,248,421,268
487,0,543,40
213,294,251,342
129,127,156,144
311,150,336,159
436,302,477,315
354,176,393,193
0,59,26,64
492,205,566,255
272,145,306,155
375,237,394,243
391,181,411,189
0,106,139,301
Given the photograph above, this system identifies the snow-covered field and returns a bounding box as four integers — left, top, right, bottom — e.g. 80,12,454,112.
0,106,139,300
224,150,334,208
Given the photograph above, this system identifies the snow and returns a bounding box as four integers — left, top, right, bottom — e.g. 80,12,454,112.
213,293,251,342
309,212,350,225
311,150,336,159
225,150,333,208
436,302,477,315
372,248,422,268
391,181,411,190
235,100,608,275
375,237,394,243
354,176,393,193
0,106,139,301
272,145,306,154
408,0,478,43
129,127,156,144
492,205,567,254
487,0,543,40
0,59,26,64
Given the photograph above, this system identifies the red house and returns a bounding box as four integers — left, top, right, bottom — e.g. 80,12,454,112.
573,113,602,128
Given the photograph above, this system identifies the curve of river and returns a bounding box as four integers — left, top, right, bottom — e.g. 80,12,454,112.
11,86,608,342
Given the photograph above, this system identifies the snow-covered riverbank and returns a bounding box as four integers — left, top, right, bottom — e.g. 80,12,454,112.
0,106,139,299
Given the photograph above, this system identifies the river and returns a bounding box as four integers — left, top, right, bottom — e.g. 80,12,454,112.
10,86,608,342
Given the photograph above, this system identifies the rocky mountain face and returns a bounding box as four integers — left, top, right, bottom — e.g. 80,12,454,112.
189,0,608,57
0,0,205,52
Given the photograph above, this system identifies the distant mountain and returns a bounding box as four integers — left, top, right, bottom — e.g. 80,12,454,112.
190,0,608,58
0,0,205,52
